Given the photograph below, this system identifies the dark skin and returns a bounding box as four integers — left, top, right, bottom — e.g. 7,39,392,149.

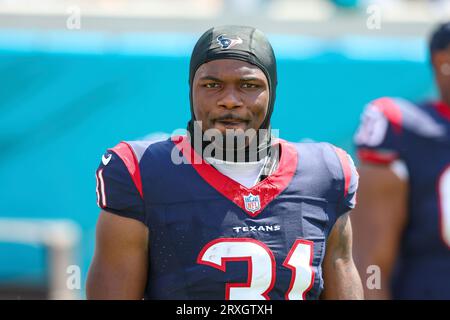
86,211,149,299
86,58,363,300
321,213,364,300
351,164,408,299
192,59,269,134
432,47,450,106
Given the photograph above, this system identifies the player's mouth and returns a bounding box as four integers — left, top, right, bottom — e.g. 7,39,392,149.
214,118,249,130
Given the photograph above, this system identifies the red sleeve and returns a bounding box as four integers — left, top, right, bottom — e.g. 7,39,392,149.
354,97,403,165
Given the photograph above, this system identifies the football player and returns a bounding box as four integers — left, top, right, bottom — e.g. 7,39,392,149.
86,26,363,300
352,22,450,299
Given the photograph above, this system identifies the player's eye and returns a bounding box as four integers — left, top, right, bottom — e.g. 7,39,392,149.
241,83,259,89
204,83,220,89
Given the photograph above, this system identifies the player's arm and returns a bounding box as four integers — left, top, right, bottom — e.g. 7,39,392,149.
352,97,409,299
321,212,364,300
87,144,149,299
351,163,408,300
86,210,149,299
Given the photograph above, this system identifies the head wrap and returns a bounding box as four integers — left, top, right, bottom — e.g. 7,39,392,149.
430,22,450,55
187,25,277,161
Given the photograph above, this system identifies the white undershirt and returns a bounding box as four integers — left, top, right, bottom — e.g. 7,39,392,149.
205,157,267,188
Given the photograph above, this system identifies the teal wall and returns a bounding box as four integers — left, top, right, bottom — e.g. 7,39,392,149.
0,30,436,291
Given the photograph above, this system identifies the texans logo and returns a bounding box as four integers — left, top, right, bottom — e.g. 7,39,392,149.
217,34,243,49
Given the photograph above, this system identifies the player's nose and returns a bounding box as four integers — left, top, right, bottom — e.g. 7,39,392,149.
217,86,244,110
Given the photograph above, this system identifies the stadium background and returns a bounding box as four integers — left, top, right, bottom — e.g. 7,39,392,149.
0,0,447,299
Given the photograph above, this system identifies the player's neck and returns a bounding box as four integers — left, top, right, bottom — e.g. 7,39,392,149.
187,120,273,162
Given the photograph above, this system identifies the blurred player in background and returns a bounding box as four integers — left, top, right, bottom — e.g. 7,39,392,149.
86,25,363,300
352,22,450,299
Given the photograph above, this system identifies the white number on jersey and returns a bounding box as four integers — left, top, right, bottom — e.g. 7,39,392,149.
438,166,450,248
354,105,389,147
197,238,314,300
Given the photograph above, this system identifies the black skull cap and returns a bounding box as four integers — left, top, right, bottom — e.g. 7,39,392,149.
430,21,450,54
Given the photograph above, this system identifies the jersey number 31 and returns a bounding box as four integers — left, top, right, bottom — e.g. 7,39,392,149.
197,238,314,300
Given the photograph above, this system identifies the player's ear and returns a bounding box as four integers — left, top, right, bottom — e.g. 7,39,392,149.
432,51,450,76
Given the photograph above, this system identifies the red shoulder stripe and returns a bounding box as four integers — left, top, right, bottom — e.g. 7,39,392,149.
333,147,352,198
357,148,398,165
109,142,144,199
434,101,450,122
371,97,403,134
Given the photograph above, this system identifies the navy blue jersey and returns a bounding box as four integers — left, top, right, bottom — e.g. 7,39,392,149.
354,97,450,299
95,136,358,300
